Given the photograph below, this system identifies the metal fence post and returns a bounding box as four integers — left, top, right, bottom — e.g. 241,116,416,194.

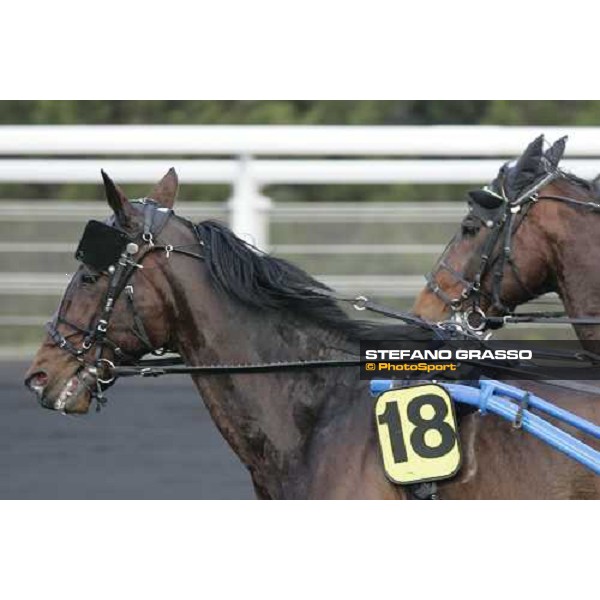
228,155,272,251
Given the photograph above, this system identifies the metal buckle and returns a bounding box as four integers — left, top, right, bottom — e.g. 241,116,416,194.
513,391,530,429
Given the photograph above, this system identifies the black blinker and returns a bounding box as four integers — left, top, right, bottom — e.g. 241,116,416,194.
75,220,131,272
468,189,503,210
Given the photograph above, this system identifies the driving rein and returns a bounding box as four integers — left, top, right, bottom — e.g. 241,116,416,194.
426,170,600,336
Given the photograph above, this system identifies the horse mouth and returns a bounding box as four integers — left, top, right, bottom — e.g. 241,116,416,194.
31,372,93,414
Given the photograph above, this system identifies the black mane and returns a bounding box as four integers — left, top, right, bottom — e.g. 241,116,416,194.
559,169,595,192
195,220,432,342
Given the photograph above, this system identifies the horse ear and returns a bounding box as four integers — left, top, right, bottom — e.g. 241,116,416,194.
101,170,134,224
148,167,178,208
517,134,545,167
507,135,546,197
544,136,568,169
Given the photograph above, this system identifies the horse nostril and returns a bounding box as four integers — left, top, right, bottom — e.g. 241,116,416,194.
25,370,49,391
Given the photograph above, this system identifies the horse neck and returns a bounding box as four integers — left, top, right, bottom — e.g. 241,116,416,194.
540,180,600,345
166,266,359,497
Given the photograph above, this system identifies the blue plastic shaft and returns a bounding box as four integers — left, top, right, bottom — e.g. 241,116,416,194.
479,379,600,440
368,379,600,475
444,383,600,476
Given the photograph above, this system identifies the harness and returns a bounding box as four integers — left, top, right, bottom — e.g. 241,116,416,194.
426,168,600,337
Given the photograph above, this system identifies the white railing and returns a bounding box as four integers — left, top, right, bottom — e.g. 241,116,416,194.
2,125,600,351
2,125,600,249
3,125,600,155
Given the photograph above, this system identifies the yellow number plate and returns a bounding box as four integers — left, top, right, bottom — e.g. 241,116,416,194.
375,384,462,485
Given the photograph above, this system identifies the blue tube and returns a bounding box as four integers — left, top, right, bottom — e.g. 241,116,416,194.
444,383,600,475
370,379,395,395
370,378,600,440
479,379,600,440
368,379,600,475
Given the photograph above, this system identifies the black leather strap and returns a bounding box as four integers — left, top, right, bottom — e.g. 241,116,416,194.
407,481,439,500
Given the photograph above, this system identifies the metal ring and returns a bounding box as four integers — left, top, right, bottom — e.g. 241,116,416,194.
463,306,487,332
96,358,116,385
353,295,368,311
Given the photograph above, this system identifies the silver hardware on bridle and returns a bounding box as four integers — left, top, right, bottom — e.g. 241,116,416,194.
96,358,116,385
353,295,368,311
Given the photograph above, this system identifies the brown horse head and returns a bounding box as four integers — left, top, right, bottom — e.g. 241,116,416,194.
24,168,185,413
413,135,600,334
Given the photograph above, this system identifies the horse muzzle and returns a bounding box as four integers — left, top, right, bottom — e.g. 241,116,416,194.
25,368,94,414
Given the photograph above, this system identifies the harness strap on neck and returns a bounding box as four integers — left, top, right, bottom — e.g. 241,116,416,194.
407,481,439,500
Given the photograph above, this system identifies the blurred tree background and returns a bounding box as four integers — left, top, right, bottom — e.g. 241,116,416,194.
2,100,599,203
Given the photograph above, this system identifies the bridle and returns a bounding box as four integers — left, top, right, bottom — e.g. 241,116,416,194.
426,169,600,336
45,198,205,410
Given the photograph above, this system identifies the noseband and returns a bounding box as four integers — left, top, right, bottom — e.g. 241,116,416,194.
46,199,205,410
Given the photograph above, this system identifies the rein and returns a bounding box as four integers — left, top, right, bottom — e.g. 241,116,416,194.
111,357,366,378
99,289,600,403
101,293,449,382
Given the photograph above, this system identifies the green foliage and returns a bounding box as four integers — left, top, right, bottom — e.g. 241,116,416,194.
5,100,599,126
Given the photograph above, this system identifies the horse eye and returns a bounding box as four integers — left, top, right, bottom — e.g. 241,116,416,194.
81,272,98,285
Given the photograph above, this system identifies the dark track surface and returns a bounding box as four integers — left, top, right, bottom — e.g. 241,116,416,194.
1,362,253,499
